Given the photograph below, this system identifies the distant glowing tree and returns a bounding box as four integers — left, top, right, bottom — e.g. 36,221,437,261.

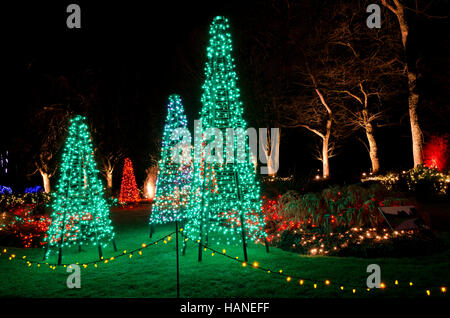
119,158,140,203
184,16,267,261
44,115,116,264
423,135,448,172
150,95,192,235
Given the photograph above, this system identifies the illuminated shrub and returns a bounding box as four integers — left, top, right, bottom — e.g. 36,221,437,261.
0,193,51,247
362,166,449,199
406,165,449,198
0,185,12,194
423,135,448,172
262,184,410,240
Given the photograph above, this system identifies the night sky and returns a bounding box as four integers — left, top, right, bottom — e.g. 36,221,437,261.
1,0,448,190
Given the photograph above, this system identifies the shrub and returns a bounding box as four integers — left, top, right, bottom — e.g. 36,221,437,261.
262,183,411,240
0,185,12,194
362,165,449,201
0,193,52,247
406,165,449,200
0,192,51,212
0,202,51,248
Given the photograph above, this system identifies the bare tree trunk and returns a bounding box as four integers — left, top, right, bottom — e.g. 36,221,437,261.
106,170,113,189
266,128,280,177
365,122,380,173
40,170,51,193
102,158,115,189
322,136,330,179
382,0,424,167
408,71,423,166
360,86,380,173
292,74,335,178
322,117,332,179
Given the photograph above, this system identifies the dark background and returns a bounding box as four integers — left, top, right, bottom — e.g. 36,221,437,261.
0,0,448,191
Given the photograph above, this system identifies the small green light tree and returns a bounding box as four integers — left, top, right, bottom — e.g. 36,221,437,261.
150,95,192,237
43,115,116,264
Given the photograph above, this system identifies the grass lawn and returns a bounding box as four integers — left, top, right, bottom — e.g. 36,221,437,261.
0,205,449,298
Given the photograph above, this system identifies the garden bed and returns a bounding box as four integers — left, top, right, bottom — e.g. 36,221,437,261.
262,182,445,257
272,227,445,258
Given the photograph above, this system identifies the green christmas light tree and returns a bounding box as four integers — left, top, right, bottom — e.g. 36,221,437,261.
184,16,268,262
150,94,192,237
43,115,116,264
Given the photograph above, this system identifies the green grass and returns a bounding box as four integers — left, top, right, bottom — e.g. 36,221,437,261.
0,207,449,298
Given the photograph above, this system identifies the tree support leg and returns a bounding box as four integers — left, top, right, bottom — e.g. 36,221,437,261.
43,245,49,261
175,221,180,298
240,215,248,263
182,238,187,256
198,241,203,262
58,247,63,266
149,223,155,238
98,245,103,261
112,239,118,252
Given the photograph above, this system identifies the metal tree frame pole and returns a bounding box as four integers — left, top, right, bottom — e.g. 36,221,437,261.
84,156,105,261
182,237,188,255
149,223,155,238
198,157,208,262
239,213,248,263
56,209,69,265
234,171,248,263
175,221,180,298
198,218,204,262
46,142,76,263
111,238,118,252
43,244,49,261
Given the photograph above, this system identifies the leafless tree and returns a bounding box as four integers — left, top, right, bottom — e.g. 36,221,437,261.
239,0,301,176
99,151,125,189
380,0,447,167
280,1,407,176
29,105,71,192
90,110,127,191
282,65,347,179
320,2,405,173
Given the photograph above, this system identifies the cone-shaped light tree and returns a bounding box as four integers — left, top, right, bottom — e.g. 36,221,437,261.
119,157,140,204
184,16,267,260
44,115,116,263
150,95,192,233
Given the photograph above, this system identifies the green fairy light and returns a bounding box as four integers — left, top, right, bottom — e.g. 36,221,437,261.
184,16,267,248
43,115,115,258
150,95,192,230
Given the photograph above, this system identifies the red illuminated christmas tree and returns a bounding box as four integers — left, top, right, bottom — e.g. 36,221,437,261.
423,135,448,172
119,158,140,203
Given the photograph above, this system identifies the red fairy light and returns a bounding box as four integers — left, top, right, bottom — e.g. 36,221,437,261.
119,158,140,204
7,204,51,247
423,135,448,171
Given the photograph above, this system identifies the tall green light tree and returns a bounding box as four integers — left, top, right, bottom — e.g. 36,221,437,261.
184,16,267,262
150,95,192,237
43,115,116,264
